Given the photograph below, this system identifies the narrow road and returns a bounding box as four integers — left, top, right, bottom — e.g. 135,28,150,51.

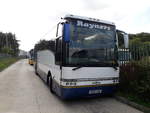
0,59,143,113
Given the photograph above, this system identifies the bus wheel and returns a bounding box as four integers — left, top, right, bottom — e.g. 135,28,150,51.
49,76,54,93
35,71,38,75
35,63,38,75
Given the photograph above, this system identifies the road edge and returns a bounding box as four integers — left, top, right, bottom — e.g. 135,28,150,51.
114,95,150,113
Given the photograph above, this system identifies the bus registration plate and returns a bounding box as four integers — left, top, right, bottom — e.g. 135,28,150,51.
89,89,102,94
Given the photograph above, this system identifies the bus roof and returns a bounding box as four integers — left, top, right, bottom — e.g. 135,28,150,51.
64,14,115,26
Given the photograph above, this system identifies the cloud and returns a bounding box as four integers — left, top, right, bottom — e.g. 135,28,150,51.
0,0,150,51
81,0,109,11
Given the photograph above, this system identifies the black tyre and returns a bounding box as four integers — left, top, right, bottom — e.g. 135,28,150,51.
35,63,38,75
46,74,49,85
49,76,54,93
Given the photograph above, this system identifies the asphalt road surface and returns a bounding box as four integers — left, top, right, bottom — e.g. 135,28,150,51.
0,59,143,113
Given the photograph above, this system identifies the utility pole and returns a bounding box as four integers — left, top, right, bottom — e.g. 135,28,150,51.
6,33,8,48
5,33,9,56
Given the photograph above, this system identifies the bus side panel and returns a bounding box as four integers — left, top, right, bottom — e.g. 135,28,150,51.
37,50,55,81
50,65,61,93
37,50,62,96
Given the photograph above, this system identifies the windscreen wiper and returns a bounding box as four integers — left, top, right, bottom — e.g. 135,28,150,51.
112,65,118,70
72,66,83,71
112,60,118,70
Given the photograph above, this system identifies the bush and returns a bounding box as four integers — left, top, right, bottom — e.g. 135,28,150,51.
119,59,150,102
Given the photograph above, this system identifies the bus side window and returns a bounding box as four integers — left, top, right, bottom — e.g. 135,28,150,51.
55,38,62,65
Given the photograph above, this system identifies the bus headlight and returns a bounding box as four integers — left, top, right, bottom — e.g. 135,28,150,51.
113,78,119,83
65,82,77,86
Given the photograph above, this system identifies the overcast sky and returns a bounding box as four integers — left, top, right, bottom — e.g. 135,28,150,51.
0,0,150,51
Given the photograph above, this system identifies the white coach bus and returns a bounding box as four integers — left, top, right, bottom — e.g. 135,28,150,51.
35,14,129,99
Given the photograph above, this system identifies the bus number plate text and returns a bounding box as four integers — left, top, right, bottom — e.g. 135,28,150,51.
89,89,102,94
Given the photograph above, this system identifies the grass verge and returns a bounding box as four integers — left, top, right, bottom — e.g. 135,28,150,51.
0,57,20,72
116,91,150,108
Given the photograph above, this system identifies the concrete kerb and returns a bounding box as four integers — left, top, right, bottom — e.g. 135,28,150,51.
114,95,150,113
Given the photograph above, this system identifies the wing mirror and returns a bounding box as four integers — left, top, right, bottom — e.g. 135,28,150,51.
117,30,129,48
123,33,129,48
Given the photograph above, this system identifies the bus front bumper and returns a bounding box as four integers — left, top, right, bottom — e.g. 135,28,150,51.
60,85,117,99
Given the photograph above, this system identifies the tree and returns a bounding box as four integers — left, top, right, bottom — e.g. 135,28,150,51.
0,32,19,56
34,39,55,52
